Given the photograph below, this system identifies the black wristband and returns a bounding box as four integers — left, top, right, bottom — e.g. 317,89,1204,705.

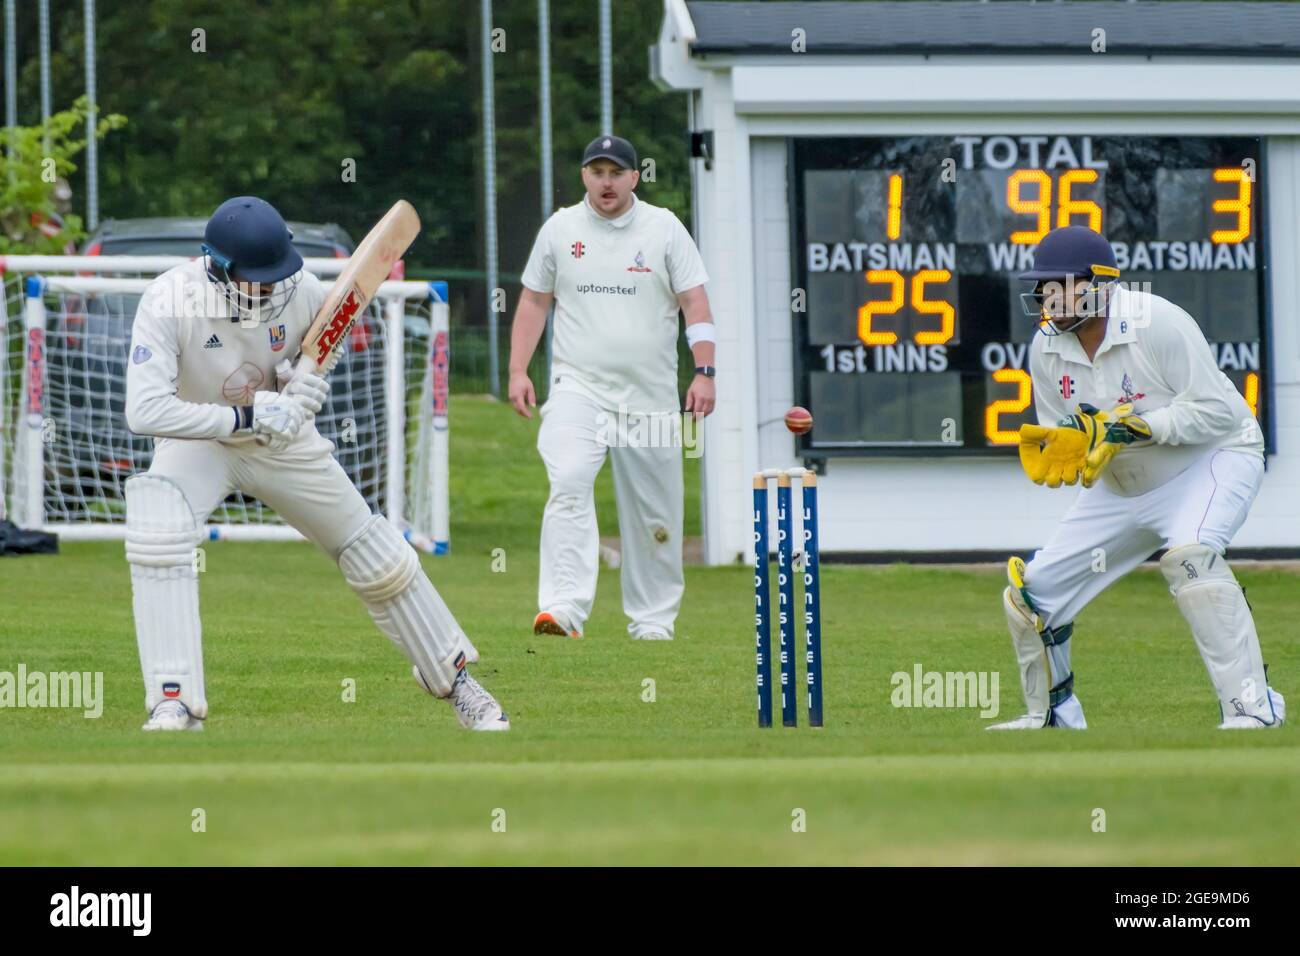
234,406,254,432
694,365,716,378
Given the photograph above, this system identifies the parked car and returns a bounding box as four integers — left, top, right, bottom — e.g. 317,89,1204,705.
81,217,355,259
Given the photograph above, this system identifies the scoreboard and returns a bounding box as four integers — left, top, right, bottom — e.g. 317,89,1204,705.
792,135,1269,457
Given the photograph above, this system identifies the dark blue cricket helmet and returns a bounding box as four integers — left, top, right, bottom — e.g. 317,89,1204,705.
201,197,303,323
1019,225,1118,282
202,196,302,284
1018,226,1120,328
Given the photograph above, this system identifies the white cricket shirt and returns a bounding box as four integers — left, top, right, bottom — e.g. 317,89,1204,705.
521,193,708,413
1029,285,1263,497
125,259,327,446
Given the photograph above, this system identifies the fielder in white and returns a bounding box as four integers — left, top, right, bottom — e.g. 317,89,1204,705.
508,135,715,640
996,225,1283,731
124,196,508,731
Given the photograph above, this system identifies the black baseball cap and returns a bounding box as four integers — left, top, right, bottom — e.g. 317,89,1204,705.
581,135,637,170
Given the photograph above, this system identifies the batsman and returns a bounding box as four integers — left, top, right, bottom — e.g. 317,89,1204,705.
123,197,509,732
993,225,1283,731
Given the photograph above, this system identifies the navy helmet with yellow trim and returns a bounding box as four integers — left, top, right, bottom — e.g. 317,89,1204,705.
1018,225,1120,329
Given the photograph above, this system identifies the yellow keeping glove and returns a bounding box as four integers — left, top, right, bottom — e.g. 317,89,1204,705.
1081,403,1153,486
1018,423,1089,487
1018,405,1109,488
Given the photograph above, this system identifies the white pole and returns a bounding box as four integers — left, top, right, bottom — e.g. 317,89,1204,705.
384,297,406,533
20,281,49,529
430,294,450,553
599,0,612,133
539,0,555,385
4,0,16,163
539,0,553,221
84,0,99,229
481,0,500,398
39,0,51,140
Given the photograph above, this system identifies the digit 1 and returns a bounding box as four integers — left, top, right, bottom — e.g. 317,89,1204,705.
887,174,902,241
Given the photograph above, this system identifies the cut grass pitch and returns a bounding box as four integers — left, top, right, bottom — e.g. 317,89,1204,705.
1,396,1296,864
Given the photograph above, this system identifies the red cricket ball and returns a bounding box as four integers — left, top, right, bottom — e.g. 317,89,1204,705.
784,406,813,435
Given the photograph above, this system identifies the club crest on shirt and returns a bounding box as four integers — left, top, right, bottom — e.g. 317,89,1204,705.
571,241,585,259
626,250,652,273
221,362,265,404
269,323,286,352
132,345,152,365
1116,372,1146,404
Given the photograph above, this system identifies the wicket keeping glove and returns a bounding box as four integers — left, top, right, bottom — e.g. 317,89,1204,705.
1018,407,1102,488
1081,403,1152,486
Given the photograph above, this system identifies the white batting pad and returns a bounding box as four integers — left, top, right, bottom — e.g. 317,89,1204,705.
124,474,207,720
1161,544,1275,725
1002,587,1050,726
338,515,477,697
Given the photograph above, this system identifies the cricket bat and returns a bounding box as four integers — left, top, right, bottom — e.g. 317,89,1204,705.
292,199,421,384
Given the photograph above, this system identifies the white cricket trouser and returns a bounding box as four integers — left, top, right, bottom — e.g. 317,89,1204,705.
133,428,481,713
536,388,685,637
147,429,373,558
1025,447,1264,628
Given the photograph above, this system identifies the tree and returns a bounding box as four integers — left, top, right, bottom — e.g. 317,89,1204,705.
0,97,126,254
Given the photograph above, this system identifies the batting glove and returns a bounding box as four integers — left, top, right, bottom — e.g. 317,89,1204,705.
250,390,308,451
274,359,331,417
284,370,330,417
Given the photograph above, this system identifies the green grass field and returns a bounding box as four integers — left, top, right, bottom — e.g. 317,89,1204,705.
2,397,1297,865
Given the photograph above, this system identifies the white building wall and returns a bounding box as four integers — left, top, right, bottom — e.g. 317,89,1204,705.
654,35,1300,562
751,138,797,473
694,71,763,566
1242,136,1300,547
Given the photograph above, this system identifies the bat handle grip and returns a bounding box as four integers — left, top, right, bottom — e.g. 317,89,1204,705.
284,353,321,393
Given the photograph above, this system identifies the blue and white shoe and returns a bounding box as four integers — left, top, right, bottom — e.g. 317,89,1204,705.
1219,687,1286,729
142,699,203,732
445,669,510,732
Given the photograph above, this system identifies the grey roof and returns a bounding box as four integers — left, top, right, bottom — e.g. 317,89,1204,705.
686,1,1300,57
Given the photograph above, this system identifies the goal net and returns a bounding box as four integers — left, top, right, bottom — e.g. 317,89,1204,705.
0,256,450,553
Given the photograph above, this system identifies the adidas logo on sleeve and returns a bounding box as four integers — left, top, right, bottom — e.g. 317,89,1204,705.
204,334,222,349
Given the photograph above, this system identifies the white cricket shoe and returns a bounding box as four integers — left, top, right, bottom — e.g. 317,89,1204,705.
444,668,510,732
1219,687,1286,729
987,694,1087,730
142,699,203,732
987,713,1048,731
630,626,672,641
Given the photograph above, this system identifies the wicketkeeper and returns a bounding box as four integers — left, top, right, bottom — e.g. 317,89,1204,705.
124,196,508,731
508,135,716,641
994,225,1283,730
